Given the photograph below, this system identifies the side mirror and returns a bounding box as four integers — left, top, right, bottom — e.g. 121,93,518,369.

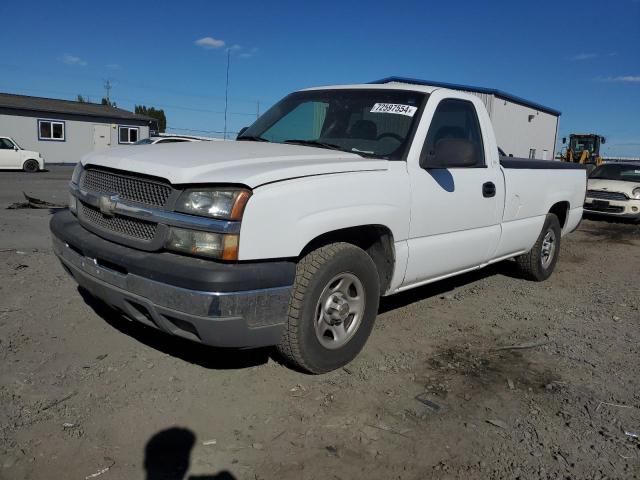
421,138,478,169
13,146,18,151
562,137,566,144
236,127,248,138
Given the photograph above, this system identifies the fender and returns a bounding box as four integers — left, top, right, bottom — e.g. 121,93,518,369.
238,164,411,261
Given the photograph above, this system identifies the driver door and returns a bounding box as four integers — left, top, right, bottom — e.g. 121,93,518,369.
403,94,502,286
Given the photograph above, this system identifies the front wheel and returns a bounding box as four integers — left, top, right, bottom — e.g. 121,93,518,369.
515,213,561,281
277,242,380,374
23,159,39,173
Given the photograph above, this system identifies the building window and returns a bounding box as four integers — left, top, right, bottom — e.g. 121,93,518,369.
119,126,139,144
38,119,65,141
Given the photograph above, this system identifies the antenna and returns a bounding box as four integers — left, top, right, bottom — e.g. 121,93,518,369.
223,49,230,139
104,80,112,105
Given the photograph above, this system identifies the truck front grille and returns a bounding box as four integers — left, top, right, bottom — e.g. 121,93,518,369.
80,202,157,241
81,169,172,207
586,190,628,201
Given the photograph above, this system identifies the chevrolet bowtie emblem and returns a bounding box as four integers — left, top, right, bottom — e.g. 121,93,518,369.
98,194,119,217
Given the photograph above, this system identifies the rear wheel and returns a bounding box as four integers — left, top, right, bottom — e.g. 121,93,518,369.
515,213,561,281
277,242,380,374
23,159,39,173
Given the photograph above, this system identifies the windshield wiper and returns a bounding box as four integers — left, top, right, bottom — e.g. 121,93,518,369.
283,139,344,151
237,135,269,142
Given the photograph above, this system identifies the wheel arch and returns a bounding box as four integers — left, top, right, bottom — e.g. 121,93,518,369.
299,225,396,294
548,201,570,229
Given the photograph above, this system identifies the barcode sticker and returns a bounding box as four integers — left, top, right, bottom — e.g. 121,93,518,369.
370,103,417,117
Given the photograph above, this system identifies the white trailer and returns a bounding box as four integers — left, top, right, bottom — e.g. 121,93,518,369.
373,77,560,160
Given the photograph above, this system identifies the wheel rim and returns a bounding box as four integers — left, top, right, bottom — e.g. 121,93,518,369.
314,272,365,350
25,161,37,172
540,229,556,268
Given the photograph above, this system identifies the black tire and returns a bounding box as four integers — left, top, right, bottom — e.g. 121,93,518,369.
515,214,562,281
23,159,39,173
277,242,380,374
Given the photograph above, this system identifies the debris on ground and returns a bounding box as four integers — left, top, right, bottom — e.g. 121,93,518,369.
415,393,443,413
493,340,549,351
84,458,115,479
486,419,509,430
325,445,338,456
7,192,66,210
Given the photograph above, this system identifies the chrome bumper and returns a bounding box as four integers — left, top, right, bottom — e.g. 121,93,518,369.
52,236,291,348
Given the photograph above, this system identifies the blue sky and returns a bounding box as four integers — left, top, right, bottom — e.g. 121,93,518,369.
2,0,639,155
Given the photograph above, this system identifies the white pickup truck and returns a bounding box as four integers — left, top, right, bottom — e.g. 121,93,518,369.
51,83,586,373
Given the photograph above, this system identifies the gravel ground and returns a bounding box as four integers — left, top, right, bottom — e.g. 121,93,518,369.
1,168,639,480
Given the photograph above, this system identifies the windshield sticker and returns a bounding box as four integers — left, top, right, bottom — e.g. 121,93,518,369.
370,103,417,117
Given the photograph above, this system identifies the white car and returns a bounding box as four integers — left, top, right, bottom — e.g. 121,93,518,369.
584,162,640,220
133,135,213,145
0,137,44,172
51,82,586,373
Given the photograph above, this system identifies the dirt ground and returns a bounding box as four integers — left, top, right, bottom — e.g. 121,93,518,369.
1,167,639,480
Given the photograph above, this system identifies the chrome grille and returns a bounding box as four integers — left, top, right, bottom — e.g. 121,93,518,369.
586,190,628,201
81,169,171,207
80,202,157,241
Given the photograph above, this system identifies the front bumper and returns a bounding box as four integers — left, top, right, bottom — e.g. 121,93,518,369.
51,210,294,348
584,198,640,219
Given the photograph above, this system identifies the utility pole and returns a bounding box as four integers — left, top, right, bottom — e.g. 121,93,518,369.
104,80,112,105
223,49,230,139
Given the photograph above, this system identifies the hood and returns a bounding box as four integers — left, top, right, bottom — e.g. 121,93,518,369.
81,141,388,188
21,149,40,157
588,178,640,197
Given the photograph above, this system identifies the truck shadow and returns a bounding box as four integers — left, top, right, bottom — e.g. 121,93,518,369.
79,288,270,370
379,260,517,313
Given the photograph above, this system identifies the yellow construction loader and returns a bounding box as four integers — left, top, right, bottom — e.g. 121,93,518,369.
560,134,606,168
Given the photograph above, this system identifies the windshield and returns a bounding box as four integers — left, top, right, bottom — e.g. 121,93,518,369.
590,164,640,183
570,137,595,153
239,89,426,159
132,138,154,145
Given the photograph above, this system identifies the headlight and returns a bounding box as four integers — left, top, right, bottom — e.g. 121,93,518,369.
176,188,251,220
632,187,640,200
71,162,83,184
166,227,239,260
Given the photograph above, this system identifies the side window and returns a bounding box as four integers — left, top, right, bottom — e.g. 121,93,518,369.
0,138,15,149
421,99,485,167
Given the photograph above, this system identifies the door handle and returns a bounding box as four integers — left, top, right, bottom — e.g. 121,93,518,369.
482,182,496,198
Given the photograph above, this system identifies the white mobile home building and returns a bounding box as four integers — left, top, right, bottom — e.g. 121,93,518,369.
0,93,155,164
373,77,561,160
